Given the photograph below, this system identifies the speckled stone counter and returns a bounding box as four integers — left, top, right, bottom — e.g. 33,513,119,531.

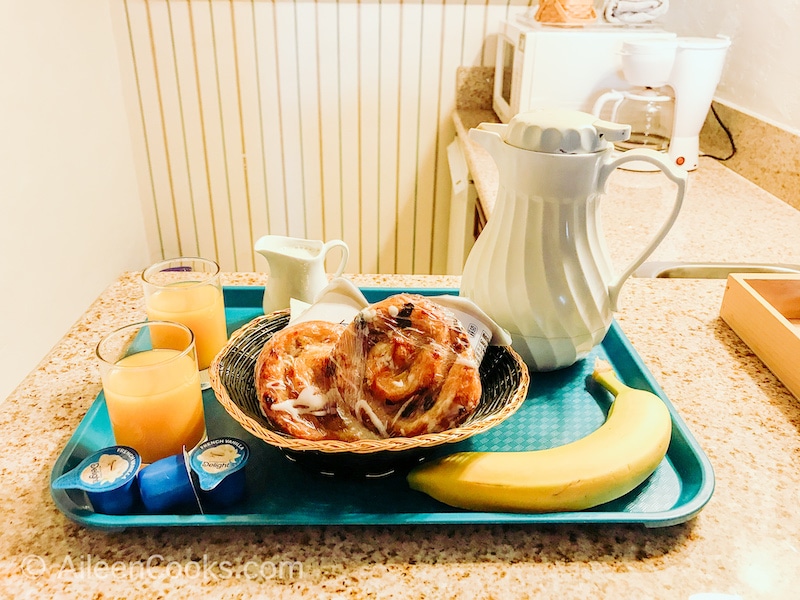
3,171,800,596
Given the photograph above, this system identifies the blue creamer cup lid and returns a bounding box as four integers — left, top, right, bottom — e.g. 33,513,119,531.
189,438,249,492
52,446,140,493
52,446,140,515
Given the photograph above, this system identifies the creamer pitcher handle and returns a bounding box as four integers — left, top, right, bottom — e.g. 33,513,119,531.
322,240,349,276
599,148,688,311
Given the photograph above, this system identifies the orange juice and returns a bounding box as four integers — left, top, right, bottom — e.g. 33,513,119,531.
103,348,206,463
145,283,227,370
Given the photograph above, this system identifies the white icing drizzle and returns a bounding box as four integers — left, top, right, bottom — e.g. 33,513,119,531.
262,379,286,390
335,403,382,440
271,385,333,419
454,355,479,368
390,396,418,431
355,399,388,437
296,386,331,414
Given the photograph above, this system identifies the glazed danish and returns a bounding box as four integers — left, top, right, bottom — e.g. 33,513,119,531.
254,320,358,441
331,294,482,438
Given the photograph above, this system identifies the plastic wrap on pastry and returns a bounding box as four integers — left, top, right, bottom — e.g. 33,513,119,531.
330,294,482,438
254,320,361,441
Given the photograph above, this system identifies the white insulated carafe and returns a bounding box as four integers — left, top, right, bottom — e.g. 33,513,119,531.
459,109,688,371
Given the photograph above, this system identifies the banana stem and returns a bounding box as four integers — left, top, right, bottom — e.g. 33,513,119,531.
592,359,629,397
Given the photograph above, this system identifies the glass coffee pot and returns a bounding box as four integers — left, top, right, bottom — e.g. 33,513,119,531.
592,86,674,153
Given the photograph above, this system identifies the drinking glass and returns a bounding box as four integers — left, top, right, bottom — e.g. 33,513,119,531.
142,257,228,387
96,321,207,464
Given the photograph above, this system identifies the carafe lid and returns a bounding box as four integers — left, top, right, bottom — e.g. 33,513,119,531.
622,87,674,103
503,109,631,154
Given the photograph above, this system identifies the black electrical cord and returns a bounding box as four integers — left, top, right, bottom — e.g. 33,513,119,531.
700,103,737,161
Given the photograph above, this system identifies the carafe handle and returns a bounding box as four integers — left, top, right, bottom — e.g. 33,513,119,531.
598,148,688,310
321,239,349,276
591,90,626,120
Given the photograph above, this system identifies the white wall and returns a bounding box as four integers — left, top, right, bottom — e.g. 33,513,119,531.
661,0,800,133
0,0,149,403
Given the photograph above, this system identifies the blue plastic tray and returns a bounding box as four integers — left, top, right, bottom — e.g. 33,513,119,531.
50,286,714,529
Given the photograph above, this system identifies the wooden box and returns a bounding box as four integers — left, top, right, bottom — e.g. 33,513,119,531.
720,274,800,400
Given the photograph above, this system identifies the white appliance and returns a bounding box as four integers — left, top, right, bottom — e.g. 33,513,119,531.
492,17,676,124
593,37,731,171
446,139,478,275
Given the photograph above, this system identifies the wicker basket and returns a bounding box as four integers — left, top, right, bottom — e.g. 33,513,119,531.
535,0,597,24
209,311,530,476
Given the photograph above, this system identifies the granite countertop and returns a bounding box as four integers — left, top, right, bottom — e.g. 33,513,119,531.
2,150,800,596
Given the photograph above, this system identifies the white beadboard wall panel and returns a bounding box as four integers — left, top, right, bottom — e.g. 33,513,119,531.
184,1,239,268
212,1,257,271
252,3,290,242
316,0,345,253
359,0,381,274
337,1,363,271
168,0,218,262
395,0,423,274
231,1,269,263
295,1,326,246
273,3,308,240
112,0,164,263
114,0,532,275
414,2,444,274
459,0,487,65
125,0,181,259
433,2,467,274
150,0,202,258
376,0,401,273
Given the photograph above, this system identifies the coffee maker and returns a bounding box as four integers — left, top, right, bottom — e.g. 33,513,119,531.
593,36,731,171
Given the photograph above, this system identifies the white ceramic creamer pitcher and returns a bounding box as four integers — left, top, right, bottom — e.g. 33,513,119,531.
460,109,687,371
255,235,349,314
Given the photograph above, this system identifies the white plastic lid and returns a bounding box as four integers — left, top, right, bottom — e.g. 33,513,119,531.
503,109,631,154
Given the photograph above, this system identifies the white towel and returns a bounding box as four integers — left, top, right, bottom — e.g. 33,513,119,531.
604,0,669,24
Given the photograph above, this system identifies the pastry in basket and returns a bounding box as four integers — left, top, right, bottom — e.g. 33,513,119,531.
254,320,359,441
331,293,482,438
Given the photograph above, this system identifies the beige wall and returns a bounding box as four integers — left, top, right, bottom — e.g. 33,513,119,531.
0,0,149,403
661,1,800,209
661,0,800,134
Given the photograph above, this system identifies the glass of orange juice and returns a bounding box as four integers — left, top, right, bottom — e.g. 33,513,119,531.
142,257,228,388
96,321,207,464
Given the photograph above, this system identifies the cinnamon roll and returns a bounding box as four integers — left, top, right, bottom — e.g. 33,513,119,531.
331,294,482,437
254,320,358,441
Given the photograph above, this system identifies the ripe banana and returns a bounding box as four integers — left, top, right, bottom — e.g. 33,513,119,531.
406,359,672,512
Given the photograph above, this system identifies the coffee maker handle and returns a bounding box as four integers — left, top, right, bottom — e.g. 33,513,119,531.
599,148,688,311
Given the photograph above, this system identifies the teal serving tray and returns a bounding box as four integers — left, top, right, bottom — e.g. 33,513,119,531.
50,286,714,529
